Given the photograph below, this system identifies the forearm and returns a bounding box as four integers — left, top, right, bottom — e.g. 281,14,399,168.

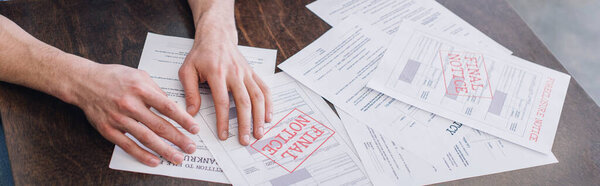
0,16,201,166
188,0,237,43
0,15,97,104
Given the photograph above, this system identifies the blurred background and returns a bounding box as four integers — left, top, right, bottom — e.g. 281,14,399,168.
507,0,600,105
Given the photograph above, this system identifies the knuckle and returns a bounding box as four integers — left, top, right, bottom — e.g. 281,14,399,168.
249,90,264,102
178,65,193,78
108,112,125,125
155,123,169,135
131,82,149,96
162,102,178,114
214,97,229,106
95,123,111,136
117,97,137,112
178,67,187,77
236,96,252,108
169,133,184,145
211,66,225,77
153,128,168,139
185,93,197,102
139,131,154,143
161,150,172,159
239,121,251,130
135,70,150,78
120,140,136,151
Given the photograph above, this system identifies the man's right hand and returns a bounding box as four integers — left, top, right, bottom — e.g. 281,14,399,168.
67,60,200,167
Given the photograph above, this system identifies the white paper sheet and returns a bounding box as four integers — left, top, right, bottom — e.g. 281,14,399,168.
108,33,277,183
366,22,570,153
277,16,456,164
195,72,372,186
306,0,512,55
338,109,558,185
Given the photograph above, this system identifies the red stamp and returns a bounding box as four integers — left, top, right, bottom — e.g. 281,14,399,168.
250,108,335,173
439,50,493,98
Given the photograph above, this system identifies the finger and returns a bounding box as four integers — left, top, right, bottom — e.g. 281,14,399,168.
230,79,253,146
179,65,201,115
121,116,185,165
142,89,200,135
102,127,161,167
147,80,167,97
245,77,265,139
132,105,197,154
253,73,272,123
208,78,231,141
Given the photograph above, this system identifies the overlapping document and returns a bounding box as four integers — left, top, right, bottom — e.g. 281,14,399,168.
278,0,568,184
109,33,277,184
108,0,570,185
366,23,569,153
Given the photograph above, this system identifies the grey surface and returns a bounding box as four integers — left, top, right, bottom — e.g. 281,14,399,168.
506,0,600,105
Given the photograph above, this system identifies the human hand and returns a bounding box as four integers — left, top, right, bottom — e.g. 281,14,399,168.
0,15,199,167
69,62,200,167
180,1,272,145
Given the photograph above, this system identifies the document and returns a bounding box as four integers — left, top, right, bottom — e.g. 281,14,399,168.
277,16,453,163
306,0,512,55
195,72,371,186
109,33,277,183
367,23,570,153
338,109,558,185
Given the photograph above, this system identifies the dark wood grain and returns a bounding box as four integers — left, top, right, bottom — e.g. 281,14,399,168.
0,0,598,185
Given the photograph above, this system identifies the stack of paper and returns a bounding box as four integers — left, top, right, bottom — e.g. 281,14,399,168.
108,0,570,185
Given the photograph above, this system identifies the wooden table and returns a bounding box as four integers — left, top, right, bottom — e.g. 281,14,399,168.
0,0,598,185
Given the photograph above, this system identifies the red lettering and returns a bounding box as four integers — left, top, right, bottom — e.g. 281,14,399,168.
294,115,311,126
289,122,303,131
281,150,298,160
529,133,538,142
263,139,283,155
275,129,296,143
280,126,326,160
296,136,313,148
309,126,325,139
453,79,468,93
448,53,460,62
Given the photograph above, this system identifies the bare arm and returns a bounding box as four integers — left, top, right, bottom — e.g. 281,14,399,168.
182,0,273,145
0,15,198,166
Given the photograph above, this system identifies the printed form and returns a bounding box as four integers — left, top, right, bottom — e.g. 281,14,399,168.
338,109,558,185
194,73,371,186
109,33,277,183
367,23,570,153
306,0,512,55
278,16,472,164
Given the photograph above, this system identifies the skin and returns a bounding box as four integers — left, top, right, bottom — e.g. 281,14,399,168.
0,0,271,167
184,0,272,145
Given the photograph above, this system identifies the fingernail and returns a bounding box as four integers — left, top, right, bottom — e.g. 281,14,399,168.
173,153,184,164
190,125,200,134
242,134,250,145
187,105,195,114
185,144,196,154
220,131,229,140
268,112,273,121
149,157,160,166
257,127,264,138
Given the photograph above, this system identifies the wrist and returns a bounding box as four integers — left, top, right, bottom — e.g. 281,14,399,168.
194,16,238,44
51,52,101,106
189,0,235,25
190,0,237,43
